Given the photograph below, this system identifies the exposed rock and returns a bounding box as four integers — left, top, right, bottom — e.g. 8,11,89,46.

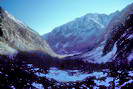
103,3,133,65
0,7,65,58
71,3,133,65
43,12,119,54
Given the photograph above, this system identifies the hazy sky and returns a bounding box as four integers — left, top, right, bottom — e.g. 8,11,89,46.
0,0,133,35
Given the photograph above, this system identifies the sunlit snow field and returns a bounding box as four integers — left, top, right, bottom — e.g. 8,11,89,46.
29,65,133,89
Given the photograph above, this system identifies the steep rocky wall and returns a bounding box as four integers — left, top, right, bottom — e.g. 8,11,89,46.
103,3,133,65
0,7,65,58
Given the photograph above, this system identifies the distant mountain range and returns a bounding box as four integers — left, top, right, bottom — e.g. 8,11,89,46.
43,11,119,54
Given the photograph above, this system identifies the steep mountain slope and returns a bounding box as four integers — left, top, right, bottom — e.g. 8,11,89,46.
80,3,133,65
43,12,119,54
103,3,133,65
0,7,64,58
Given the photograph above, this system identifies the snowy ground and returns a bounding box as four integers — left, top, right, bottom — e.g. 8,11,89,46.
35,67,108,82
29,65,133,89
0,63,132,89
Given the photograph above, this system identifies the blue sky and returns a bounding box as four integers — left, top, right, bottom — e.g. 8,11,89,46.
0,0,133,35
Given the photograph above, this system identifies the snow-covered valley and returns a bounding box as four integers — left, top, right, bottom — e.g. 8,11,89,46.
26,65,133,89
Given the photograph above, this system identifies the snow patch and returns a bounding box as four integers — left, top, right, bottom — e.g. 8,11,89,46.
127,51,133,62
83,42,117,63
10,86,16,89
127,34,133,39
90,18,105,28
35,67,108,82
128,71,133,77
36,68,90,82
120,80,133,88
99,43,117,63
32,82,44,89
94,77,114,87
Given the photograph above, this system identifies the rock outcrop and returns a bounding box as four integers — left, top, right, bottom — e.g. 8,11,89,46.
0,7,65,58
103,3,133,65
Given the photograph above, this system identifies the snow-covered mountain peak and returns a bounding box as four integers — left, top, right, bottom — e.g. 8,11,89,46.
43,12,118,54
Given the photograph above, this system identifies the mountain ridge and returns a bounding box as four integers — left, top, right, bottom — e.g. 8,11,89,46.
43,11,119,54
0,7,66,59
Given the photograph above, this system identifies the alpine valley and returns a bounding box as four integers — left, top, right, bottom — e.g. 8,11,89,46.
0,3,133,89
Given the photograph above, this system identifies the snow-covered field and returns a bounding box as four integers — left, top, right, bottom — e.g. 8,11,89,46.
35,67,108,82
30,65,133,89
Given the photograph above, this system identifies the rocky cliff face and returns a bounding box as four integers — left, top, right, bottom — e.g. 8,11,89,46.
43,12,119,54
0,7,64,58
103,3,133,65
80,3,133,65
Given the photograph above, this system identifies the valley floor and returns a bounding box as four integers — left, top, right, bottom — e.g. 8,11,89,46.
0,57,132,89
32,66,133,89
